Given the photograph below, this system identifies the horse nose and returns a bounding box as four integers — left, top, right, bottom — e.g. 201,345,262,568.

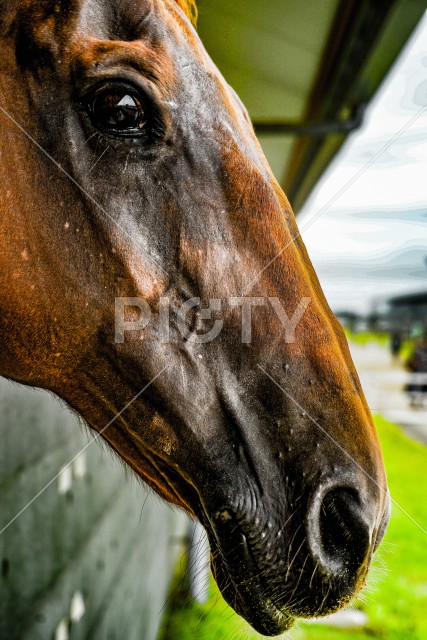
307,485,373,577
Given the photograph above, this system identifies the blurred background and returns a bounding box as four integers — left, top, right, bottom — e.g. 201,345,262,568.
1,1,427,639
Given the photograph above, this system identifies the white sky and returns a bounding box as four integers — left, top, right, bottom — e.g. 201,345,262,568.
298,11,427,314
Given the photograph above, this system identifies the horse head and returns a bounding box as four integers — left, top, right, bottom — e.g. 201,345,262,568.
0,0,389,634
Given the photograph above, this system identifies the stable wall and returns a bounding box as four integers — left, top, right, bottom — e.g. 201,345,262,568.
0,379,187,640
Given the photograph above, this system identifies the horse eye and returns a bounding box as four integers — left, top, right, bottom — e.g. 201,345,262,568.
89,90,147,136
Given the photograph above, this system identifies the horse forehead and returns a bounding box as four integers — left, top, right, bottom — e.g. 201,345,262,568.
76,0,156,40
14,0,208,82
17,0,158,41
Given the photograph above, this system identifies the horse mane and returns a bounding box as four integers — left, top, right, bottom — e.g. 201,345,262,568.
174,0,198,25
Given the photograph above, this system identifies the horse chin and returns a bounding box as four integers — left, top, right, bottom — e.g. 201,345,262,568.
208,534,295,636
211,551,294,635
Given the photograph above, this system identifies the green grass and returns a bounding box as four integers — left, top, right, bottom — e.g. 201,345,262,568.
344,330,390,348
343,329,415,365
159,416,427,640
400,340,415,364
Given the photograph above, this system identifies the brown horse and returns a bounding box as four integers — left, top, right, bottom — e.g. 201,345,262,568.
0,0,389,635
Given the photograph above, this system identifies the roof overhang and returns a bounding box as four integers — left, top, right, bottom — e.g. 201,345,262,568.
197,0,426,212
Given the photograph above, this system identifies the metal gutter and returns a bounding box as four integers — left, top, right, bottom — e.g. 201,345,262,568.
253,103,365,137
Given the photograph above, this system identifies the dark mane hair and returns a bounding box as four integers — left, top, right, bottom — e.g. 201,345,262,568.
174,0,198,25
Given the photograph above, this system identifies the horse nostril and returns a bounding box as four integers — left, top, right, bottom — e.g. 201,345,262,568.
309,488,372,575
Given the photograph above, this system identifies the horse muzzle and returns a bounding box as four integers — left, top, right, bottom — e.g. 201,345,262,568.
201,472,389,636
